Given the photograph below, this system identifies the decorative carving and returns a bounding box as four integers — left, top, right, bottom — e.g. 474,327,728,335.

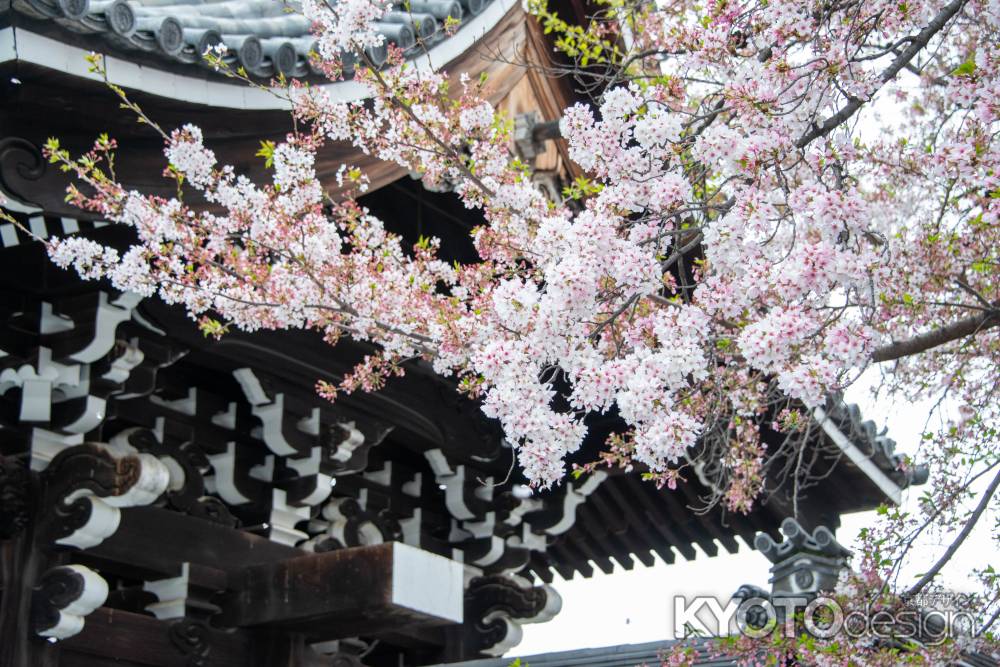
416,447,611,573
281,446,334,508
425,450,487,521
168,619,211,667
42,443,169,549
524,470,607,536
0,293,172,471
305,495,402,551
0,455,32,539
205,441,261,507
112,427,240,528
754,517,851,599
31,564,108,639
463,574,561,657
233,368,309,457
0,137,46,206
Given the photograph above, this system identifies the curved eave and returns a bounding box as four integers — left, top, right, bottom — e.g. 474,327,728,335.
0,0,519,110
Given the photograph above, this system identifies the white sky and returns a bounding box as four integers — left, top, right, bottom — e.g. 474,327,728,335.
512,369,998,657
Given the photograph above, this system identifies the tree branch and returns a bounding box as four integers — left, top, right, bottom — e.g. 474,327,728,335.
903,468,1000,601
795,0,969,149
871,307,1000,363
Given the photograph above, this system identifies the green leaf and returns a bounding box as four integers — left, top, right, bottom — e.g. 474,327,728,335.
256,140,276,168
953,59,976,77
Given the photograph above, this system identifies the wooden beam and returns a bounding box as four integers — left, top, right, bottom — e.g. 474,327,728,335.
86,506,298,580
60,607,253,667
217,542,463,640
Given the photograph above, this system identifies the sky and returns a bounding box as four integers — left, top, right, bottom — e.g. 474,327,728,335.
511,369,997,657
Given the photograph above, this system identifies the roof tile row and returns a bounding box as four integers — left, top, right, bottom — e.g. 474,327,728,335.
12,0,489,78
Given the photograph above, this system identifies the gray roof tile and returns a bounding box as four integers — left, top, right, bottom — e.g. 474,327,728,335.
822,392,931,488
12,0,493,78
428,640,735,667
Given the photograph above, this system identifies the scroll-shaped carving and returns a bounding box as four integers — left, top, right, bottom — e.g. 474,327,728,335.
419,448,609,576
42,443,169,549
31,564,108,639
463,575,561,657
112,427,239,528
0,137,45,206
1,294,172,462
168,619,211,667
233,367,392,475
0,455,31,539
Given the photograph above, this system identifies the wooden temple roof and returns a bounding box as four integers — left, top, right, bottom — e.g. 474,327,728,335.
0,7,933,660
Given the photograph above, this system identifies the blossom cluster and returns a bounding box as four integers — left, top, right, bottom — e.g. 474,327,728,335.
43,0,999,507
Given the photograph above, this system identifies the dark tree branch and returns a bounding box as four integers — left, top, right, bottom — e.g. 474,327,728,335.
903,468,1000,601
795,0,969,149
976,603,1000,637
872,306,1000,363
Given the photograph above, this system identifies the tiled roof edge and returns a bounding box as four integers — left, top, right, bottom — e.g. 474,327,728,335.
11,0,493,80
3,0,517,108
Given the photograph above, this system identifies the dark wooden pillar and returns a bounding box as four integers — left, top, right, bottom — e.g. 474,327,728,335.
1,457,59,667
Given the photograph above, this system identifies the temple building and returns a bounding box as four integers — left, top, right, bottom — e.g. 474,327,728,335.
1,1,930,665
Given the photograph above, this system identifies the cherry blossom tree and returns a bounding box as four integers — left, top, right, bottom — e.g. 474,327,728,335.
23,0,1000,660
